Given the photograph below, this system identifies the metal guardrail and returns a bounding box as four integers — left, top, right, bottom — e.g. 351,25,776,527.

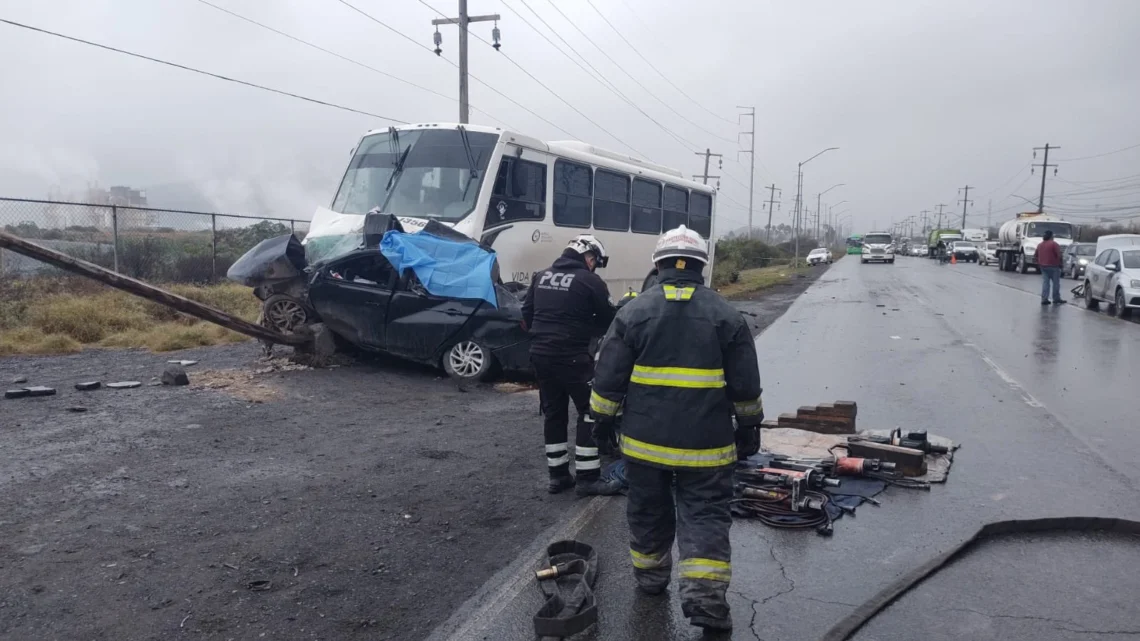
0,197,311,282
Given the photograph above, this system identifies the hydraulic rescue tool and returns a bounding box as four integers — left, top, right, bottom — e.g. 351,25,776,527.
849,428,949,455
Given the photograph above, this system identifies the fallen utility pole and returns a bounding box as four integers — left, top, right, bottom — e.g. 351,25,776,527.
0,231,308,347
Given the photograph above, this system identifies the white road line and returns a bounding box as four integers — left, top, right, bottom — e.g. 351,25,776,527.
426,496,611,641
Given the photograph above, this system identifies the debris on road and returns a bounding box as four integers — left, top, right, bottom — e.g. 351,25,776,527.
67,406,88,413
106,381,142,389
75,381,102,391
167,360,199,367
12,376,28,384
5,389,31,399
193,369,278,403
161,365,190,386
24,386,57,397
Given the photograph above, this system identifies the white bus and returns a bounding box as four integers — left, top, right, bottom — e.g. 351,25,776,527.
311,122,717,296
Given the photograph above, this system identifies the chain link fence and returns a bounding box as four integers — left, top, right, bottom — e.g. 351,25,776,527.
0,197,310,283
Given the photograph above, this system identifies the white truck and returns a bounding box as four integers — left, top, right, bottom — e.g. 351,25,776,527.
994,213,1076,273
961,228,988,243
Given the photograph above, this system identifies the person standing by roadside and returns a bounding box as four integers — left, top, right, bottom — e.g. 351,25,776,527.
1036,230,1064,305
522,235,622,497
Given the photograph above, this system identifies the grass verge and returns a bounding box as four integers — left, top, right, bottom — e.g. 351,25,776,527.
0,277,258,356
718,253,842,300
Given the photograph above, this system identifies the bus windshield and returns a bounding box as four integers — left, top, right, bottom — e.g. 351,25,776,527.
846,236,863,247
331,129,498,222
1026,221,1073,239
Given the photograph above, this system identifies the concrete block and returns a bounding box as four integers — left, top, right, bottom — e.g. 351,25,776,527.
5,389,30,399
24,386,57,397
106,381,142,389
75,381,102,391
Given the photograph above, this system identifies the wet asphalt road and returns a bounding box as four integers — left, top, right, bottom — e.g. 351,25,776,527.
427,256,1140,641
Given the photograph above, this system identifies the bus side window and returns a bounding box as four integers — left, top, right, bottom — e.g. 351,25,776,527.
663,184,689,232
631,178,662,234
690,192,712,238
553,159,592,228
594,170,631,232
487,158,546,229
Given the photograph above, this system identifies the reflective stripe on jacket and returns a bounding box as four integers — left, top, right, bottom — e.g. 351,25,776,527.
590,268,763,470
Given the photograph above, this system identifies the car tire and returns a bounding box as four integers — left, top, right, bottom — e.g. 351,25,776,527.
1116,289,1131,319
443,339,496,382
861,259,867,264
1084,281,1099,310
261,294,312,333
888,259,895,264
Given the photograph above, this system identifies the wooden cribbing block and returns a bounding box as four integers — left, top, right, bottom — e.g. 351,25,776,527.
845,440,926,477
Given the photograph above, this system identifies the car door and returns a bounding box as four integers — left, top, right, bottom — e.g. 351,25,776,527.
1088,250,1111,299
381,271,482,364
1102,249,1122,300
307,252,397,349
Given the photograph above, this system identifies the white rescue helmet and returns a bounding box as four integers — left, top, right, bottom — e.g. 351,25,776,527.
652,225,709,266
567,234,609,268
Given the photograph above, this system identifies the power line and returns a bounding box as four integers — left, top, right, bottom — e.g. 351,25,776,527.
0,17,407,122
502,0,695,152
1056,141,1140,162
583,0,736,144
193,0,511,129
417,0,648,157
610,0,737,127
334,0,577,138
980,162,1030,198
537,0,708,150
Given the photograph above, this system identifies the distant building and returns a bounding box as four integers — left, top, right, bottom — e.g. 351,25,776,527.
80,185,156,228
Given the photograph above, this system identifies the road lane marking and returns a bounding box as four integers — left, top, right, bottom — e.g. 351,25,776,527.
425,496,610,641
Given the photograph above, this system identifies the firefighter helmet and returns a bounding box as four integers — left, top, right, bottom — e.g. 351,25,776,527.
651,225,709,266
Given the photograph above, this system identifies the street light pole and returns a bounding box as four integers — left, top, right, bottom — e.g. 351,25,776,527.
794,147,839,266
828,200,848,244
816,183,845,245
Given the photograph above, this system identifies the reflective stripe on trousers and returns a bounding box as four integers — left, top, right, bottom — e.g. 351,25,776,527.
629,365,726,389
630,548,669,570
620,434,736,468
679,558,731,582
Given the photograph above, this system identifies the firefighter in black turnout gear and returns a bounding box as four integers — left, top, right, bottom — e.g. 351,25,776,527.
590,225,764,633
522,235,622,497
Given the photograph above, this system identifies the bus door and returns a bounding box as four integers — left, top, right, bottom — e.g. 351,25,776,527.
482,144,553,285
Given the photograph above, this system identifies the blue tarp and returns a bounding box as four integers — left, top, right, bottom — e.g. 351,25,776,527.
379,230,499,307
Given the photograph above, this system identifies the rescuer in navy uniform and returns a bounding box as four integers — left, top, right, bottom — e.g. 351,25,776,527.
522,235,621,496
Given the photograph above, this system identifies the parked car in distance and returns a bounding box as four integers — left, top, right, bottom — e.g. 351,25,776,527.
807,248,833,265
911,246,928,257
949,241,979,263
978,241,999,266
1083,234,1140,319
1063,242,1096,280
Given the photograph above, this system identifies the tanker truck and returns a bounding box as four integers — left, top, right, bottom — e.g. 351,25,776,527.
994,212,1076,273
927,229,963,259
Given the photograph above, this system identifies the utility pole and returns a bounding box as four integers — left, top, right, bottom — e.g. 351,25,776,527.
958,185,973,228
431,0,501,124
935,203,948,230
763,183,780,242
987,199,992,230
920,210,930,236
1032,143,1060,213
693,148,722,186
737,106,756,238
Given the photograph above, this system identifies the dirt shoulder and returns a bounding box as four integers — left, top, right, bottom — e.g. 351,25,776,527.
730,262,833,336
0,345,565,641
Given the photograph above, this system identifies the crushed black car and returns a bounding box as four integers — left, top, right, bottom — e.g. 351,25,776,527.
227,213,531,381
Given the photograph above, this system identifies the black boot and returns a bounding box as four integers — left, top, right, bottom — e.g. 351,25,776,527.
575,475,624,497
690,615,733,633
548,467,575,494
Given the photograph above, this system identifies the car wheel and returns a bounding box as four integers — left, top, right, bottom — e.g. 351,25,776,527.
261,294,310,333
1116,289,1131,319
888,259,895,264
861,259,867,264
1017,253,1028,274
443,339,496,381
1084,281,1099,310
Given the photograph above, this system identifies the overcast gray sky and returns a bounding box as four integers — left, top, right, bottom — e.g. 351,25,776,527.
2,0,1139,235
